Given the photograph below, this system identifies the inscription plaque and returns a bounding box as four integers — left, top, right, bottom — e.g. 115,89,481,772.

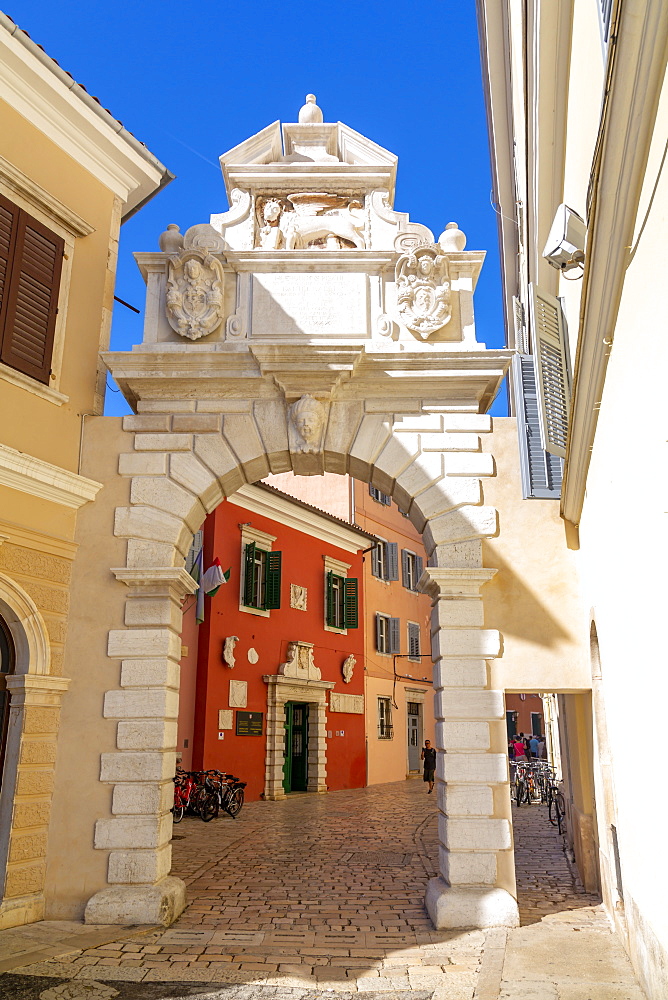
252,273,367,337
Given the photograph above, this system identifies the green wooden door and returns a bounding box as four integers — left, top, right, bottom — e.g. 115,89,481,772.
283,702,309,793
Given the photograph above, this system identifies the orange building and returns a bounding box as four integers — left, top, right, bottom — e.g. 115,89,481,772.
177,483,375,801
265,473,434,785
505,693,545,740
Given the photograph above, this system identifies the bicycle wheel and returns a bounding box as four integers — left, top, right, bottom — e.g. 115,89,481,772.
548,792,559,826
226,787,244,818
199,791,219,822
515,778,525,807
555,791,566,835
172,803,185,824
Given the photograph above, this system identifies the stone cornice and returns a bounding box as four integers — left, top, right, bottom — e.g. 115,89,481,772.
419,567,498,600
111,567,199,598
0,443,102,509
228,484,372,555
103,347,513,414
0,153,94,237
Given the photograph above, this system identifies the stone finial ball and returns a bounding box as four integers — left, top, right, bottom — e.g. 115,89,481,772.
298,93,323,124
438,222,467,252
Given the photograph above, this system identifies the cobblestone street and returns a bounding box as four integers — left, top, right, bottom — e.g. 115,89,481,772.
0,780,646,999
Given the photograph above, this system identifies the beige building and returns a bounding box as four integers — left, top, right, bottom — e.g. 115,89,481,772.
477,0,668,995
0,15,169,928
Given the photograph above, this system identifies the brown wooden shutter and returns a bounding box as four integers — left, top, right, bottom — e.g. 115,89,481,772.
0,202,63,385
0,194,19,335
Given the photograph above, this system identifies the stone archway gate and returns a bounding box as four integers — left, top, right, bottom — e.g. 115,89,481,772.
84,103,519,931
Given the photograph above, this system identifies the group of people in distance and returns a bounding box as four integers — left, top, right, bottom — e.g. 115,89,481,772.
509,733,546,761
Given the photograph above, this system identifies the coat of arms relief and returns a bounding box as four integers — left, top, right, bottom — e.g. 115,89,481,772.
256,193,366,250
165,249,225,341
395,244,452,339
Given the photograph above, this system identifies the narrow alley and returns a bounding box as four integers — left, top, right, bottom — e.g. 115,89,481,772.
0,780,645,999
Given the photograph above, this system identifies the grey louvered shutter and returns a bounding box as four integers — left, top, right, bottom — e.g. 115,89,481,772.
529,284,571,458
389,617,401,655
386,542,398,581
408,622,421,659
375,613,383,652
401,550,410,589
512,353,563,499
415,555,424,588
371,544,382,579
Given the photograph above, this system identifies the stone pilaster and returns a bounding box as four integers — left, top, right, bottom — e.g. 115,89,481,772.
84,567,197,926
421,567,519,929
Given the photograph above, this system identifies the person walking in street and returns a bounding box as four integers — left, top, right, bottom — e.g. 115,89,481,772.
529,734,539,759
513,736,527,761
421,740,436,794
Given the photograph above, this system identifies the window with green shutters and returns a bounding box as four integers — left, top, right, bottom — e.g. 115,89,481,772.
325,571,358,629
243,542,281,610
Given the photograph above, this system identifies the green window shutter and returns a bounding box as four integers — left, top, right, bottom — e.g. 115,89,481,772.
325,571,335,626
243,542,256,607
343,578,358,629
264,550,282,609
529,284,571,459
389,617,401,655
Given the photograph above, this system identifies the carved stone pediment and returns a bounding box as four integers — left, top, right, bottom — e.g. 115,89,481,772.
278,640,321,680
165,249,224,341
395,244,451,339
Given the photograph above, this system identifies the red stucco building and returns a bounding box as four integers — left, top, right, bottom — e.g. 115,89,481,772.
177,483,375,801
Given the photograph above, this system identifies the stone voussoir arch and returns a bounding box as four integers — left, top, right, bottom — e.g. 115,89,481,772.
85,396,519,932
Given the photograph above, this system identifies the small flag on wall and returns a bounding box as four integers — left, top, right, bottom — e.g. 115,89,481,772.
190,552,230,625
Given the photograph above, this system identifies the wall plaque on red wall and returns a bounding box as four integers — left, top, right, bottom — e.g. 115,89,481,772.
236,711,264,736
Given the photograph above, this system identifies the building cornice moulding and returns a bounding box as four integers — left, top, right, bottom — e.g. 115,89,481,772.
0,153,94,237
562,0,668,525
0,519,78,560
0,18,171,216
0,444,102,509
229,485,370,555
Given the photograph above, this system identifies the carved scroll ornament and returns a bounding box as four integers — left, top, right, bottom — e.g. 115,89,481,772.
395,245,451,339
165,250,224,341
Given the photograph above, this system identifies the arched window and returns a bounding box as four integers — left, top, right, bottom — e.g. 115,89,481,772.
0,617,15,791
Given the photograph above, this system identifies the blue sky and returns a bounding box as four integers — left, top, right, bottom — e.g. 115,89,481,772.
11,0,506,415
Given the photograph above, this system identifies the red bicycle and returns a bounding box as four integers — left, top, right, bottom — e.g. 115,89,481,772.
172,768,201,823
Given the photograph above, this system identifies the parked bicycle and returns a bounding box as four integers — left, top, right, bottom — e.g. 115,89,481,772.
547,774,566,834
172,768,203,823
172,767,247,823
197,769,247,821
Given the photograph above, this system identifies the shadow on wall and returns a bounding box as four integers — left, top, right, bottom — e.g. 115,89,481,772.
482,541,570,648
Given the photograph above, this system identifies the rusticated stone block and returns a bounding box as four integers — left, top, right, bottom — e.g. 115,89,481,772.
23,707,59,735
123,414,171,432
4,862,46,898
45,619,67,644
19,581,69,615
118,452,168,476
13,801,51,828
0,544,71,584
172,414,220,432
134,433,192,452
20,741,57,765
9,831,48,862
16,770,54,797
